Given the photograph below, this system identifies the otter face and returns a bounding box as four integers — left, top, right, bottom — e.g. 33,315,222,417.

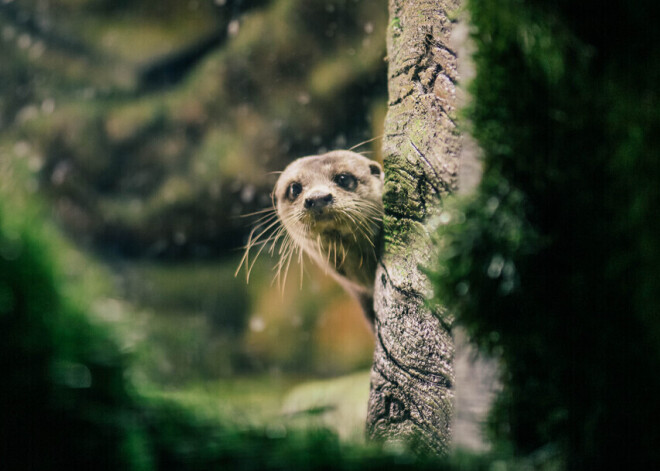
236,149,383,298
274,150,383,252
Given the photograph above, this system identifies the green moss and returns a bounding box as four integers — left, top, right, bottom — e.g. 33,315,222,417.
389,16,402,33
0,188,149,470
433,0,660,467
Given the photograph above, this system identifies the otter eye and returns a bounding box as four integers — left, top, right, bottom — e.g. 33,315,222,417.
287,182,303,200
333,173,357,191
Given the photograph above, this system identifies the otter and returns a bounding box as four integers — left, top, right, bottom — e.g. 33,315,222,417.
237,150,384,325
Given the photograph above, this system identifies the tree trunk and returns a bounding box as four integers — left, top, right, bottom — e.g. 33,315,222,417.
366,0,462,455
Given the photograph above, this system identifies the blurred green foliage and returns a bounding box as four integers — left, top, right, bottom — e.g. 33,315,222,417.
0,1,441,467
433,0,660,468
0,192,147,469
0,188,494,471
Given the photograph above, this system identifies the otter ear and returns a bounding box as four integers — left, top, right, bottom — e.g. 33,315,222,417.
369,162,382,177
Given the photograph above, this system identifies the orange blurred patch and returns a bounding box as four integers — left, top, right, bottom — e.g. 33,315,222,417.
313,296,374,374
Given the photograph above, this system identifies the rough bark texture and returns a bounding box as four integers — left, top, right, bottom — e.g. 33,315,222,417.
367,0,462,455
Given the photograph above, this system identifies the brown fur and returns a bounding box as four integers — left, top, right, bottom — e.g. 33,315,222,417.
274,150,384,324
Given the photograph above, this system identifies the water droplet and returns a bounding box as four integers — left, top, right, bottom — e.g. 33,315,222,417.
487,254,505,278
499,279,515,295
486,196,499,214
29,40,45,59
503,261,516,278
13,141,30,157
297,92,311,105
0,282,15,315
28,155,42,172
41,98,55,114
17,33,31,49
228,19,240,37
82,87,96,100
456,281,469,296
16,105,39,124
265,423,287,439
51,161,70,186
240,184,256,203
0,234,22,261
250,316,266,332
439,211,452,224
53,361,92,389
2,25,16,41
174,231,187,245
94,298,124,322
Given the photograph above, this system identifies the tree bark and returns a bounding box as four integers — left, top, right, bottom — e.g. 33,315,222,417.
367,0,462,455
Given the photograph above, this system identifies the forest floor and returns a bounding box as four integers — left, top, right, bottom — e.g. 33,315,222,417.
143,371,371,443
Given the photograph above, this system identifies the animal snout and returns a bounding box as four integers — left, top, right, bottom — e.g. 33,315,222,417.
304,192,333,210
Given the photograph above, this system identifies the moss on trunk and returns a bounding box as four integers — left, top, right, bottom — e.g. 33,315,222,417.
367,0,462,455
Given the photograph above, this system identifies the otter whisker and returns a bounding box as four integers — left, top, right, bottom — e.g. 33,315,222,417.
348,134,384,152
240,207,305,286
333,240,338,268
343,211,376,248
344,212,359,242
273,237,294,288
248,213,277,243
277,230,293,255
348,202,383,221
246,213,280,233
244,211,279,242
246,227,283,282
268,226,288,255
235,214,280,279
280,242,296,295
238,215,285,281
249,214,281,243
340,239,347,266
239,207,278,218
341,211,368,244
299,245,305,289
348,205,381,235
350,202,383,221
239,214,280,258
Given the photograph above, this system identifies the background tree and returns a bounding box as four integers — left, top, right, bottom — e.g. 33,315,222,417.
367,0,462,455
0,0,390,385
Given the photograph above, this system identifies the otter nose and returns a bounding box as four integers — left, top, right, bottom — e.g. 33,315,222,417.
304,192,333,210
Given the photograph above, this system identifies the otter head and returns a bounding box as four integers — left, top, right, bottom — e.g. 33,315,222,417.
274,150,384,261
